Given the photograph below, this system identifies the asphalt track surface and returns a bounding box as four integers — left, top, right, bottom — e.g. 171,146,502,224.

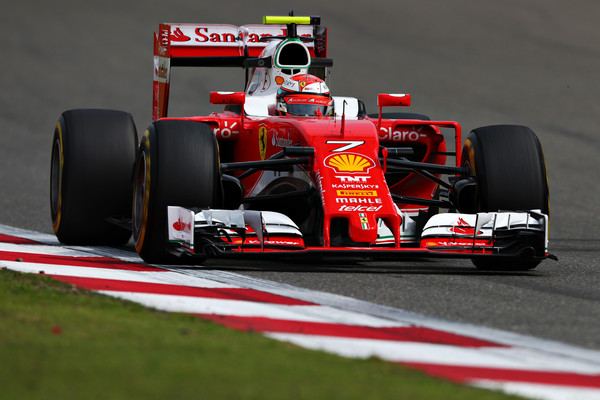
2,0,599,351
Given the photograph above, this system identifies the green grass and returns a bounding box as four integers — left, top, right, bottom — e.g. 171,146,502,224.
0,268,525,400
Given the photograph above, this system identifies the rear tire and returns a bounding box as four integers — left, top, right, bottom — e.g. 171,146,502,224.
132,120,222,264
50,109,137,245
461,125,549,270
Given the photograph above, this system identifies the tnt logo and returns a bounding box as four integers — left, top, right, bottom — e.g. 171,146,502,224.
337,176,370,183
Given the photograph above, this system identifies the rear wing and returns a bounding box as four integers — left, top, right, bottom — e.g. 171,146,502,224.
153,20,328,120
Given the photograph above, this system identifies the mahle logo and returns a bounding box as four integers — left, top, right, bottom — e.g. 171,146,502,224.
324,153,374,173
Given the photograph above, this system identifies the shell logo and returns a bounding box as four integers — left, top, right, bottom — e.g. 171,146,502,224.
325,153,374,173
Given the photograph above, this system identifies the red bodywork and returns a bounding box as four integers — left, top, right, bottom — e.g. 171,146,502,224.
165,112,464,254
152,21,548,260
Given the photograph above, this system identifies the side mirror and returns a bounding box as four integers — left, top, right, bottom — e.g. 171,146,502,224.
210,91,246,127
210,91,246,105
377,93,411,108
377,93,411,129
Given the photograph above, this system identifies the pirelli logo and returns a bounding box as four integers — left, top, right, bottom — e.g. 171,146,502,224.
336,190,378,197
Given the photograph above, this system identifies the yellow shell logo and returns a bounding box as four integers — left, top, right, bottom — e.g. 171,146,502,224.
325,153,374,173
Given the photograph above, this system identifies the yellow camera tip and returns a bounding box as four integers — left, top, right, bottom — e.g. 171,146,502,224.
263,16,313,25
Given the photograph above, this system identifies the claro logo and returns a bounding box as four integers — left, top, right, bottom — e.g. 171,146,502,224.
324,153,374,173
379,127,427,142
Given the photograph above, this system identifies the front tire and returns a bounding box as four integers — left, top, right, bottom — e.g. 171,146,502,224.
133,120,222,264
462,125,549,215
50,109,137,245
461,125,549,270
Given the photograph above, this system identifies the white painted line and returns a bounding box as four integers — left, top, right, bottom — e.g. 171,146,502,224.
0,225,62,244
0,242,104,257
99,291,410,327
265,333,600,374
0,260,237,288
473,381,600,400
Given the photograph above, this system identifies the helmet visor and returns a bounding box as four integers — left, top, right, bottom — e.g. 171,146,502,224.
281,95,334,116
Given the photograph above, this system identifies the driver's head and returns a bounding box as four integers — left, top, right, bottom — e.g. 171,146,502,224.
276,74,334,117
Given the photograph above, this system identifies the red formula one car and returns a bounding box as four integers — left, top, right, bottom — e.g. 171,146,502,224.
50,15,553,270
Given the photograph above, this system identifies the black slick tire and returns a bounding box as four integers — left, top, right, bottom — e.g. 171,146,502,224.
50,109,137,245
461,125,549,270
132,120,222,264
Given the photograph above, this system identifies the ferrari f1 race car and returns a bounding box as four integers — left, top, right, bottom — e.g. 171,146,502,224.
50,15,553,270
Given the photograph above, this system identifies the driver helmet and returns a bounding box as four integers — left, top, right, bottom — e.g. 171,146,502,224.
276,74,334,116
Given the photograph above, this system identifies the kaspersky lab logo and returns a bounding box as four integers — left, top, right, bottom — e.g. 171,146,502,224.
324,153,374,173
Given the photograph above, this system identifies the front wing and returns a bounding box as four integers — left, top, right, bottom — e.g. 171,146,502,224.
167,206,549,261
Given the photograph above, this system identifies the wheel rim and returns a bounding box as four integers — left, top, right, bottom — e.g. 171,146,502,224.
50,137,62,222
133,150,148,235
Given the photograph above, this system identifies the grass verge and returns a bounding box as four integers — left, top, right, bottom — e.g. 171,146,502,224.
0,267,525,399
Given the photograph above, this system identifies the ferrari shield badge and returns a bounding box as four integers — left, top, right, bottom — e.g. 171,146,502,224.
258,125,267,160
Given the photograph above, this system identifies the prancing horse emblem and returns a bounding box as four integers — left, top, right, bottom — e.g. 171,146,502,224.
258,125,267,160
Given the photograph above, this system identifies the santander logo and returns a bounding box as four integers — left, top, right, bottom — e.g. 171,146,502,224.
170,28,191,42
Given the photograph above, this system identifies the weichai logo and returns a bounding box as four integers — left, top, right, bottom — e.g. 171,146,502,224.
324,153,374,173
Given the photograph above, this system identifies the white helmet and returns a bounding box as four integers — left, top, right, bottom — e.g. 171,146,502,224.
276,74,334,116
